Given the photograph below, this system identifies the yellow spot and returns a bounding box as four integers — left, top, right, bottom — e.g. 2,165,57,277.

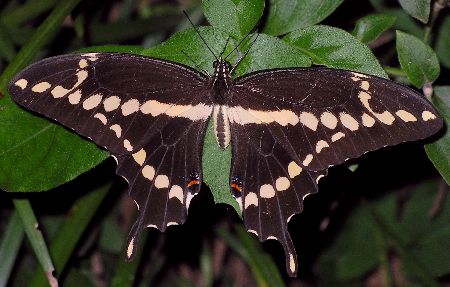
260,184,276,198
320,112,338,129
358,91,395,125
155,175,169,189
315,140,329,153
127,237,134,259
94,113,107,125
362,113,375,127
51,70,88,98
82,53,98,61
167,222,179,226
331,132,345,142
267,236,277,240
103,96,121,112
421,111,436,121
299,112,319,131
121,99,140,116
288,161,302,178
248,229,258,236
352,72,368,78
275,177,290,191
132,149,146,166
110,124,122,138
244,192,258,208
68,89,82,104
83,93,103,110
360,81,370,91
123,139,133,151
340,112,359,131
32,82,51,93
142,165,155,180
15,79,28,89
141,100,213,121
169,185,184,203
289,254,296,273
396,110,417,122
78,59,88,69
302,154,313,166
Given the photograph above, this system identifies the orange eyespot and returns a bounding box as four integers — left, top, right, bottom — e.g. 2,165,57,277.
187,180,201,187
230,183,242,192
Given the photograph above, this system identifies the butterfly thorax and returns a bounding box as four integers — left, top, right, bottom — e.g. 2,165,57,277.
211,58,233,150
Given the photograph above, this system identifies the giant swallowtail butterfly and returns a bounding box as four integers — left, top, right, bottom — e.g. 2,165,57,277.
8,44,442,276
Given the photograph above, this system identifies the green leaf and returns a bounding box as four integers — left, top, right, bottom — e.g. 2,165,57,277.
234,33,312,76
382,8,424,38
217,225,285,287
13,199,56,285
352,14,396,44
397,0,430,23
284,25,388,78
425,86,450,185
0,96,108,192
435,16,450,68
318,180,448,285
29,183,111,287
0,212,24,287
202,0,264,39
396,30,440,88
263,0,344,36
202,119,237,213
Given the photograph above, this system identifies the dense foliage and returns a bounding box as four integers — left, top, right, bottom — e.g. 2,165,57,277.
0,0,449,286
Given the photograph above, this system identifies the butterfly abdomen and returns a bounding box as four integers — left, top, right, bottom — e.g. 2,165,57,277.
213,105,231,149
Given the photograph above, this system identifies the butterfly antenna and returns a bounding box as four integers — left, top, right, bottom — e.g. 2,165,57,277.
183,10,218,61
219,36,231,58
230,32,260,73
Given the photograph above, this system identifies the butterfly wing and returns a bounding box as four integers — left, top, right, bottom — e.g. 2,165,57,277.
8,53,211,154
8,53,213,258
228,67,442,276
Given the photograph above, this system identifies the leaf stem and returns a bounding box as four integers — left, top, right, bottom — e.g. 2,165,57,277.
423,0,447,44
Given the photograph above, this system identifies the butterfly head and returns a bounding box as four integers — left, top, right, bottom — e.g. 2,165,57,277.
213,57,232,80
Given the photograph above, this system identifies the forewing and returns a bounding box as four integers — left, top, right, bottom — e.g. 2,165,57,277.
8,53,210,155
231,67,443,171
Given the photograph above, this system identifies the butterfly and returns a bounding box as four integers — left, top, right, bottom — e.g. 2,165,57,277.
8,47,442,276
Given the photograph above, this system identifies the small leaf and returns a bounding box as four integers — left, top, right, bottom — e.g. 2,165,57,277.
383,8,424,38
263,0,344,36
425,86,450,185
435,16,450,68
396,30,440,88
202,0,264,39
397,0,430,23
284,25,387,78
352,14,396,44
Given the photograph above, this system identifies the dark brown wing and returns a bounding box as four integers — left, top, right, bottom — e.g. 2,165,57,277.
227,67,442,276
